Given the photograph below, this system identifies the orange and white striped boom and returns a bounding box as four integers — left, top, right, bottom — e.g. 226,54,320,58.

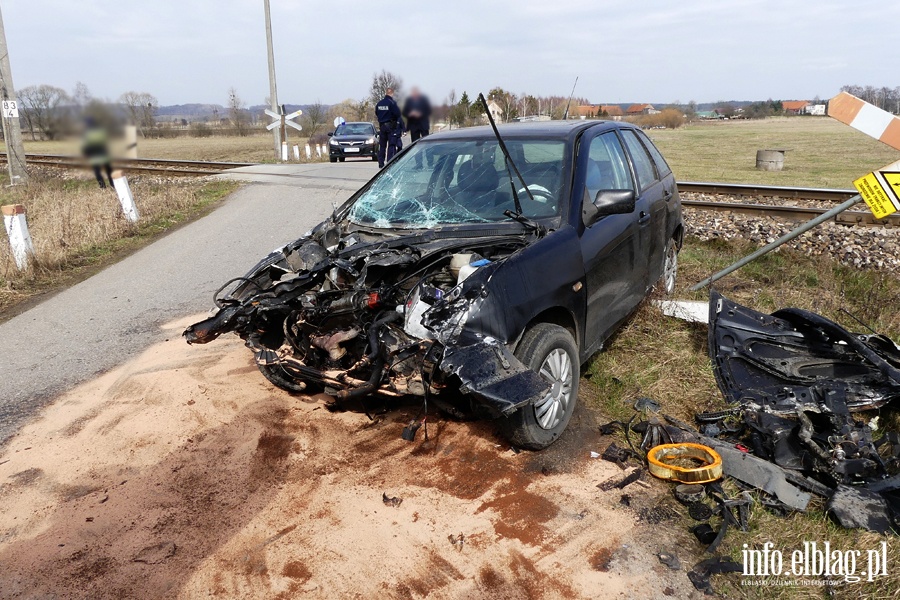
827,92,900,151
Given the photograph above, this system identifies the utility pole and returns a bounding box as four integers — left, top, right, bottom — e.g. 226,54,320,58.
0,5,27,184
264,0,280,159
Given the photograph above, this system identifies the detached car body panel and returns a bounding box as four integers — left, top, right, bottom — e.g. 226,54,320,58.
185,121,683,446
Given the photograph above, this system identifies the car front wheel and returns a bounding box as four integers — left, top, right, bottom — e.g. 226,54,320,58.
329,156,337,163
498,323,579,450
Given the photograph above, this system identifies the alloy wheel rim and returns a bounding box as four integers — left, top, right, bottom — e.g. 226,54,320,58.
534,348,573,430
664,246,677,294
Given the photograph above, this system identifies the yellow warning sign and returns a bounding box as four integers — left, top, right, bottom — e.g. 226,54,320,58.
854,171,900,219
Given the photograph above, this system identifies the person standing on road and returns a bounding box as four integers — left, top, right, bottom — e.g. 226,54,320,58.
375,88,403,168
403,87,432,144
403,87,432,167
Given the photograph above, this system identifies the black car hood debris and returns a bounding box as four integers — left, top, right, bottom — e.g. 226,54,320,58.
708,291,900,414
701,292,900,533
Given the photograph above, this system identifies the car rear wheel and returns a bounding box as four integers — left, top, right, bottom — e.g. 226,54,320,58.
498,323,579,450
660,239,678,295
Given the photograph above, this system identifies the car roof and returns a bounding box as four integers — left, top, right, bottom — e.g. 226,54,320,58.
426,120,632,142
340,121,374,127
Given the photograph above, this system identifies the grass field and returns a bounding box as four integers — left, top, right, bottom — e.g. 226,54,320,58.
645,117,899,189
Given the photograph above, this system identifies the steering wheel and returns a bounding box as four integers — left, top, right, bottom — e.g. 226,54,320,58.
517,184,554,204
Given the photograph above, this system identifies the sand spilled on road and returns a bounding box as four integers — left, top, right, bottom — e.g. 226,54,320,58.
0,316,699,599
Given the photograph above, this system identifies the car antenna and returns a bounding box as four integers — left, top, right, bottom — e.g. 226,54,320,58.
477,93,543,234
562,76,579,120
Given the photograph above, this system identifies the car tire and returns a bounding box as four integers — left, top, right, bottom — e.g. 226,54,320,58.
498,323,579,450
371,155,378,162
660,239,678,295
329,157,337,163
339,157,345,162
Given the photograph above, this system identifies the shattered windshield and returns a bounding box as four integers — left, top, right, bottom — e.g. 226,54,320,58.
348,138,567,228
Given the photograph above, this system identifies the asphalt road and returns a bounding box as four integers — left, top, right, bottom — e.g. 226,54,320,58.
0,162,379,445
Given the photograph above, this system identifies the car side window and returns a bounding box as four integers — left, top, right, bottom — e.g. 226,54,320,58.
637,130,672,177
585,132,633,202
621,130,659,191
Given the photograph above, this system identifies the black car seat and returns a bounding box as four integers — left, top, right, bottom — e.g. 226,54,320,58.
457,159,500,210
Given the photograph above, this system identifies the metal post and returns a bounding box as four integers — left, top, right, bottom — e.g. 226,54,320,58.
0,6,27,184
690,195,863,291
264,0,280,159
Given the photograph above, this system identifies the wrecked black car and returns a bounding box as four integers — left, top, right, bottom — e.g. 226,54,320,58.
185,120,683,449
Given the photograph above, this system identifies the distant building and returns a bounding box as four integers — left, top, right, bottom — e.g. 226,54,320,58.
695,110,723,120
626,103,657,115
805,104,826,116
486,100,504,122
782,100,811,115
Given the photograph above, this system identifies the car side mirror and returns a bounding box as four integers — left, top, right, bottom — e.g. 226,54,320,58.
327,132,333,137
582,189,636,227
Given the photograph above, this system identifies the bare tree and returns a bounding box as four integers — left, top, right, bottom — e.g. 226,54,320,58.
72,81,91,108
18,84,71,140
353,98,371,121
369,70,403,106
228,87,250,136
301,101,328,138
119,91,158,136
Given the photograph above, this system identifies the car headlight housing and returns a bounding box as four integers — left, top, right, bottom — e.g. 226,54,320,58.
366,137,375,145
329,138,339,146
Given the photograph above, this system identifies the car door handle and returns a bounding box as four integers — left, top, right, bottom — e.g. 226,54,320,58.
638,211,651,225
663,189,673,201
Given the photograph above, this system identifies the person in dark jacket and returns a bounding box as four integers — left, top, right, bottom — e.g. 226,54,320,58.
402,87,431,143
402,87,432,167
81,118,114,189
375,88,403,168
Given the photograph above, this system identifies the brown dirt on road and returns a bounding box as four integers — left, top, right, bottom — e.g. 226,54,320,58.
0,316,702,599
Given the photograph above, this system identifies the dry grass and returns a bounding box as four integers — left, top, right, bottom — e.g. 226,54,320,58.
644,117,899,189
4,133,320,164
583,237,900,598
0,171,237,314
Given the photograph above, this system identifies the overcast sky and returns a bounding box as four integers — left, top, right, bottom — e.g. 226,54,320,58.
3,0,898,107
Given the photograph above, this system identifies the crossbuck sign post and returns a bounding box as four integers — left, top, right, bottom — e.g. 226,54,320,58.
266,105,303,162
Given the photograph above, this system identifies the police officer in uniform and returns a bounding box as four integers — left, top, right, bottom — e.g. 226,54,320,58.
375,88,403,168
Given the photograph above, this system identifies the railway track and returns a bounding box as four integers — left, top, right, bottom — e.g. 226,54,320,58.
1,153,897,227
0,153,254,176
678,181,899,228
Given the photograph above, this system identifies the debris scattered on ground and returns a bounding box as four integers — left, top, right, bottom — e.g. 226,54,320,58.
687,503,712,522
447,533,465,551
133,541,177,564
382,492,403,508
598,468,644,491
655,300,709,324
673,484,706,504
687,556,743,595
657,551,681,571
647,443,722,484
600,442,630,469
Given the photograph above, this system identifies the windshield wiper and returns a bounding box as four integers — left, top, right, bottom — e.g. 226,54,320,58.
478,93,546,236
